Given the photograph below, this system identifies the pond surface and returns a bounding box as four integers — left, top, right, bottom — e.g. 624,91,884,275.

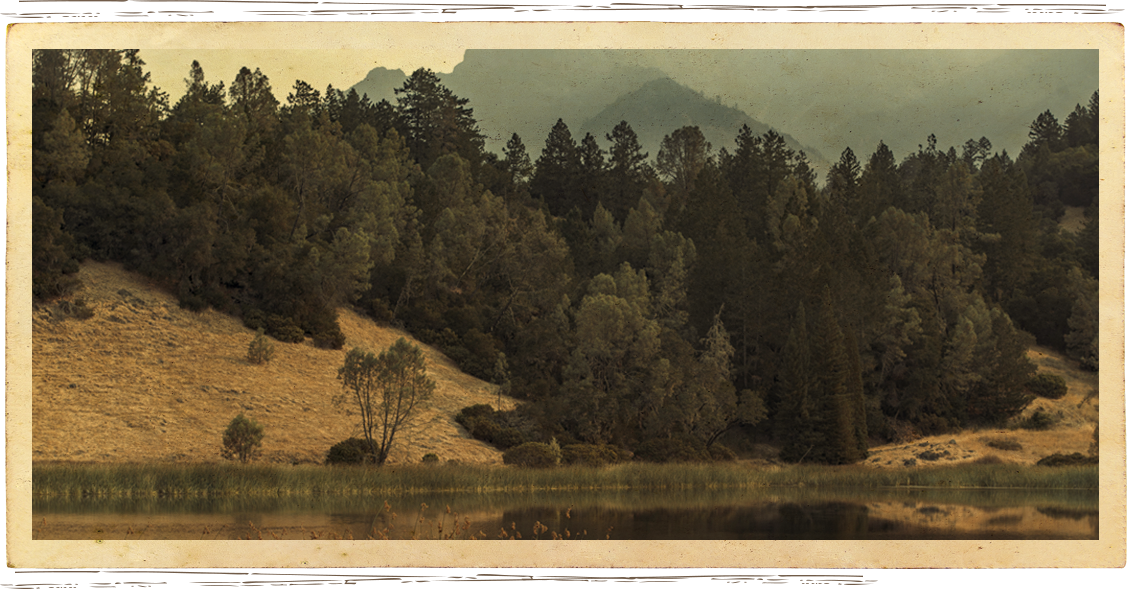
33,487,1097,540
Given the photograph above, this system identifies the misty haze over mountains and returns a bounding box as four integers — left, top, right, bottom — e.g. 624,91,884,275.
351,49,825,172
350,49,1097,179
576,77,824,172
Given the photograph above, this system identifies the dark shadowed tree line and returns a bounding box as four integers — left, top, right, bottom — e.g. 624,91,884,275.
33,50,1098,464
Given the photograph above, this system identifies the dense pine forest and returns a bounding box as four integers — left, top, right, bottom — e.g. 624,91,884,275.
32,50,1100,465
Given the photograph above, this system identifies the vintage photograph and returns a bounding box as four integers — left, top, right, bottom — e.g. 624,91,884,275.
7,21,1123,570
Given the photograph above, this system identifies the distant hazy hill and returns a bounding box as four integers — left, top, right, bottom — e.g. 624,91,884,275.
350,66,407,103
351,50,667,154
578,77,826,172
349,51,826,175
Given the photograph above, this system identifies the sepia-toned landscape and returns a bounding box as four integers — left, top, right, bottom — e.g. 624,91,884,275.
25,37,1107,549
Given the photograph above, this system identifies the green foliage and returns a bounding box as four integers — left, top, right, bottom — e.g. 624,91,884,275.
471,419,526,450
633,436,710,464
561,443,620,467
708,444,738,462
325,438,371,466
265,314,305,344
1027,373,1068,399
32,195,82,301
312,327,347,350
394,68,483,170
1018,408,1060,431
421,453,440,464
221,414,265,463
30,50,1098,469
1036,452,1098,467
246,328,276,365
455,404,495,423
454,404,528,450
242,308,267,331
336,339,436,466
502,442,561,468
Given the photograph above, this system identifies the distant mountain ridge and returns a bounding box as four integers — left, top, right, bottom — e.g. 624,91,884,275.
351,66,407,102
349,50,826,175
578,77,826,172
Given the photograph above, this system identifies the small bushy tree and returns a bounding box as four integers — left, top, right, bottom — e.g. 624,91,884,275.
246,328,275,364
1027,372,1068,399
502,441,561,468
221,413,265,463
326,437,370,465
337,338,436,465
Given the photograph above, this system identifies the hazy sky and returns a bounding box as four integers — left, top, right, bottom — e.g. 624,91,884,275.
141,48,460,102
140,48,1099,165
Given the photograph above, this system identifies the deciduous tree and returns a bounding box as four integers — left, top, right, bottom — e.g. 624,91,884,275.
337,339,436,465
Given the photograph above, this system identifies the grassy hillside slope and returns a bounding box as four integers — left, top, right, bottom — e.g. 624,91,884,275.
33,262,512,466
33,263,1099,469
859,345,1099,469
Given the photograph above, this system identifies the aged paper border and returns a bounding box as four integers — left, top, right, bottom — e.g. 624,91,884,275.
5,20,1124,571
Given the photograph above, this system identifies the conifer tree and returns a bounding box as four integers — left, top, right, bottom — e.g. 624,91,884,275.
778,303,818,462
394,68,483,170
576,132,608,219
657,125,712,217
811,289,862,464
531,119,580,217
604,120,652,222
856,141,901,223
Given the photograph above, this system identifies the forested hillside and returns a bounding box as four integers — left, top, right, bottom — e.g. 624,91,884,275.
33,50,1099,465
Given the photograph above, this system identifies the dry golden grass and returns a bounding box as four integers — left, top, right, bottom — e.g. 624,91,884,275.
33,262,513,466
1059,205,1090,234
863,344,1099,469
34,263,1100,471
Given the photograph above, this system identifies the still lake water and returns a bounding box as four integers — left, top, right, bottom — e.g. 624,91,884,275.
33,487,1097,540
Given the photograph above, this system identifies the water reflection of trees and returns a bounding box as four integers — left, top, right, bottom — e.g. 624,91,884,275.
34,487,1100,540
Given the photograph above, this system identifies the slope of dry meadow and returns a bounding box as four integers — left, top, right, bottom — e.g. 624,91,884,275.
32,262,1099,468
33,262,511,465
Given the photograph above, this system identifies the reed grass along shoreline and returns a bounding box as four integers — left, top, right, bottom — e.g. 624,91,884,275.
33,461,1099,499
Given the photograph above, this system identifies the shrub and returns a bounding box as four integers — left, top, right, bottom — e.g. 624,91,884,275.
246,328,275,365
633,436,710,463
56,297,95,320
364,298,395,324
918,449,950,461
476,421,525,449
305,306,346,350
421,453,440,464
455,404,526,449
984,437,1023,452
494,426,526,449
459,328,500,380
455,404,495,426
1036,452,1098,466
502,442,560,468
242,308,267,331
561,443,619,467
326,438,372,465
221,414,265,463
708,443,738,462
312,327,346,350
1018,408,1059,431
177,289,208,312
1027,373,1068,399
265,314,305,343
